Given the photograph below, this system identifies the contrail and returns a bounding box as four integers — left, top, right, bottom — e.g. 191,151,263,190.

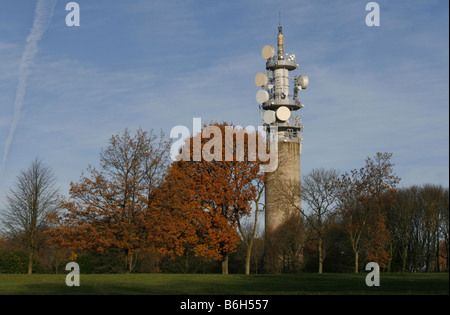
1,0,57,173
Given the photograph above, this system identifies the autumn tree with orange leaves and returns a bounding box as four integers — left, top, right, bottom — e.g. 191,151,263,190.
167,122,265,274
47,124,266,274
47,128,172,272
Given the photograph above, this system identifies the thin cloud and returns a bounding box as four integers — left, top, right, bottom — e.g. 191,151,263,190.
1,0,57,173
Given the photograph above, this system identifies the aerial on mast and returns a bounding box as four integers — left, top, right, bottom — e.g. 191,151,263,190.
254,21,309,144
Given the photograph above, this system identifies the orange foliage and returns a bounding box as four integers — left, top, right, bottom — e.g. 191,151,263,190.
164,122,265,261
47,124,265,265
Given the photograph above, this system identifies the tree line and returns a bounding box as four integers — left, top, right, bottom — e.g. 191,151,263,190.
0,124,448,274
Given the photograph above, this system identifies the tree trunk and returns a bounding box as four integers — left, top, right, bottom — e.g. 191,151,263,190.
28,213,37,275
239,185,263,276
185,250,189,274
222,254,229,275
318,237,323,274
447,241,449,272
435,239,440,272
28,250,33,275
125,252,135,273
128,254,133,273
354,251,359,273
28,227,35,275
244,234,255,275
402,246,408,272
387,242,392,272
245,247,251,275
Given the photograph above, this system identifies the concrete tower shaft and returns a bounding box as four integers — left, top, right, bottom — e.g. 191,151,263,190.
265,142,300,233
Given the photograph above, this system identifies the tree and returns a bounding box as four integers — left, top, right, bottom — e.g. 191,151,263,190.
168,122,265,274
278,210,305,273
385,187,415,272
301,168,340,273
237,182,265,275
387,184,449,272
440,187,449,271
47,128,171,272
421,184,448,272
337,152,400,272
262,167,340,273
2,158,59,274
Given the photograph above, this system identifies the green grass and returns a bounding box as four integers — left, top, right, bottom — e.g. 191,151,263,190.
0,273,448,295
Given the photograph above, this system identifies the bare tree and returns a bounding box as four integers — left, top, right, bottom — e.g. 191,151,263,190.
266,167,340,273
441,187,449,271
278,210,305,273
386,187,417,272
301,168,340,273
337,152,400,273
1,158,59,274
388,184,449,272
238,183,265,275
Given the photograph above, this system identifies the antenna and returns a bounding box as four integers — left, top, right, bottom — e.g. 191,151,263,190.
255,20,308,142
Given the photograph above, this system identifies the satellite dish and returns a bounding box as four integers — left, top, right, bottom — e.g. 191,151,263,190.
263,110,276,124
254,73,268,87
262,45,275,59
298,75,309,89
256,90,270,104
276,106,291,121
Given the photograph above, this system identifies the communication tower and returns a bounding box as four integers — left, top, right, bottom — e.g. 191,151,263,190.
255,23,309,273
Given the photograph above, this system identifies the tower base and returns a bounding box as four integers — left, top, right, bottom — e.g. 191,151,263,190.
264,141,303,273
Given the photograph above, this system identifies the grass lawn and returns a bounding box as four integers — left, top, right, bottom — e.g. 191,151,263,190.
0,273,448,295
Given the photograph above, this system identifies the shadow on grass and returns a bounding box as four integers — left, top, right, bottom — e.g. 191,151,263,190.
2,273,448,295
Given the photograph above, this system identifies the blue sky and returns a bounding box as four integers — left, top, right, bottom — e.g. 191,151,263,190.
0,0,449,210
